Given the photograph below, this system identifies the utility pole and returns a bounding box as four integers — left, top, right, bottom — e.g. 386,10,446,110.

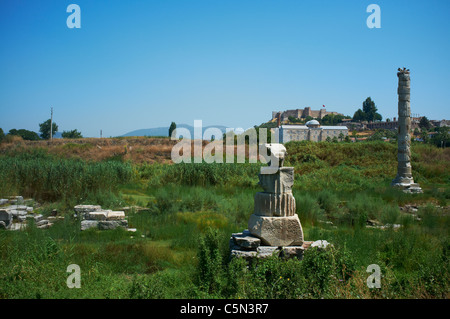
50,107,53,141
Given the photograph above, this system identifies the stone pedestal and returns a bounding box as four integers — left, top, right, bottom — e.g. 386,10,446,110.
247,166,303,247
230,144,305,260
248,214,303,246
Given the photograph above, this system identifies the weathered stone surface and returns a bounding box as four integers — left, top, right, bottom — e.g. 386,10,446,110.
33,214,44,222
258,167,294,194
260,143,287,167
311,240,331,249
10,223,27,231
106,211,126,220
281,246,305,259
392,68,422,193
98,220,128,230
230,249,257,260
74,204,102,212
74,205,102,218
0,199,8,206
81,220,99,231
257,246,280,258
248,214,303,246
87,211,109,220
231,233,261,250
0,209,12,228
8,196,24,204
254,192,296,217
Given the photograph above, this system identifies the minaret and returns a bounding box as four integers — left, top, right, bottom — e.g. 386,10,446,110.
392,68,422,193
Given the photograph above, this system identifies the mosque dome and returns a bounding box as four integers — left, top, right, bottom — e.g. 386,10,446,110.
305,120,320,128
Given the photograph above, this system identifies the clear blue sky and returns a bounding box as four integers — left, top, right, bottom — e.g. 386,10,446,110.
1,0,449,137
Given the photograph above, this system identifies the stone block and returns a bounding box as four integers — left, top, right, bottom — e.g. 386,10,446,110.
106,211,126,220
74,205,102,217
258,167,294,194
33,214,44,222
398,85,410,93
230,249,257,260
98,220,128,230
248,214,303,246
36,219,50,227
256,246,280,258
87,211,109,220
231,233,261,250
81,220,99,231
0,209,12,228
254,192,296,217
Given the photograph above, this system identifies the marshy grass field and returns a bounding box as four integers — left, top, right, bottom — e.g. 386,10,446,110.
0,138,448,299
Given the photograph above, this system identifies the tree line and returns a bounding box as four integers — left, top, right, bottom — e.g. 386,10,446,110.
0,119,83,142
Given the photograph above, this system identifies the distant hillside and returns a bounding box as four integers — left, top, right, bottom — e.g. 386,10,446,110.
122,124,229,140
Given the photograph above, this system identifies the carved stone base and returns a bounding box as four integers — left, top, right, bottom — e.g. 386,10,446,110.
248,214,303,246
392,182,423,194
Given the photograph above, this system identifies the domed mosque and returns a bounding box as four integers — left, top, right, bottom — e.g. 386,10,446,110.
305,120,320,128
278,119,348,143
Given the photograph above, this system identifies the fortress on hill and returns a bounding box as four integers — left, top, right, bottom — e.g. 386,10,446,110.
272,107,343,122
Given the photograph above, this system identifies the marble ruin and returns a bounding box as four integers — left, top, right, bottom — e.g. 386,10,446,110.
0,196,54,230
230,143,306,260
74,205,129,231
392,68,422,193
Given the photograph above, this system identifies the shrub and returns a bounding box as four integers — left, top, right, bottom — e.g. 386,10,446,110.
196,228,225,296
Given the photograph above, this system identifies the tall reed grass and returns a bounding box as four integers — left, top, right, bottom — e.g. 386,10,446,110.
0,151,134,201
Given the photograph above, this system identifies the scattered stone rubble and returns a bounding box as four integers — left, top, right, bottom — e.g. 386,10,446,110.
0,196,53,230
75,205,129,231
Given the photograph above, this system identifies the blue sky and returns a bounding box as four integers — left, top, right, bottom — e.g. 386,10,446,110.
1,0,449,137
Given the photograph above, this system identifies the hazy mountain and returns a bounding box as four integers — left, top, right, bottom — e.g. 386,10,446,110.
121,124,230,140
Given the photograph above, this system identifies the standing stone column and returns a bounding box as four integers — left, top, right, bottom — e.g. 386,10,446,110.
248,144,303,246
392,68,422,193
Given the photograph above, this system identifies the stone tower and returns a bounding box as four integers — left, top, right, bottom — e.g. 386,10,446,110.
392,68,422,193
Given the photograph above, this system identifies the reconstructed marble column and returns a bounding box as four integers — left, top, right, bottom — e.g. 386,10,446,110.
392,68,422,193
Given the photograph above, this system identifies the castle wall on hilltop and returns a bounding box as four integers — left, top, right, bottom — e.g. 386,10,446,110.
272,107,344,121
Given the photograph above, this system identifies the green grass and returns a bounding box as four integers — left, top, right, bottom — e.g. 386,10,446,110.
0,141,448,299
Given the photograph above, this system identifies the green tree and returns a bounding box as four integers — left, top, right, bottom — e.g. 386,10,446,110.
338,132,344,141
352,109,366,122
419,116,432,130
62,129,83,139
0,128,4,143
39,119,58,140
430,126,449,148
8,128,40,140
362,97,382,122
168,122,177,138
